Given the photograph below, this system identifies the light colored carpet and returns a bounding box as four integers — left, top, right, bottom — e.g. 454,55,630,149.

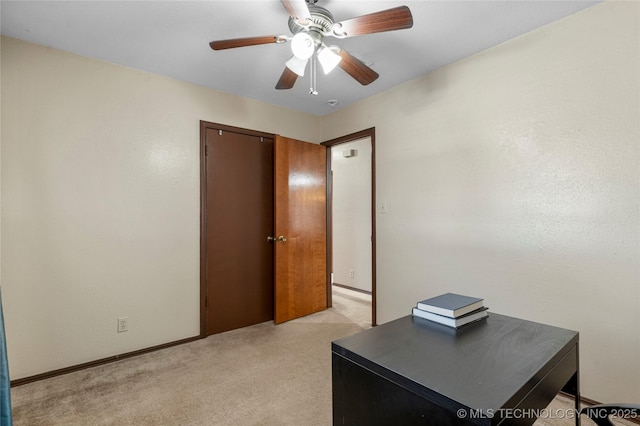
11,308,363,425
330,285,372,329
10,288,634,425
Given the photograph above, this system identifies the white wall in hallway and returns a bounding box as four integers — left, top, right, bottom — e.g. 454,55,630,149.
331,137,372,293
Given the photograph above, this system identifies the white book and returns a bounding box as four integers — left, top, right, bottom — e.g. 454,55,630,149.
412,307,489,328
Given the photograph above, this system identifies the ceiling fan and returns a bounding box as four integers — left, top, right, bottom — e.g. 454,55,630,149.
209,0,413,94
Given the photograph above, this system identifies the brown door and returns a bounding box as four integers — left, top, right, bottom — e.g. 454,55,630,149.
203,126,274,335
274,135,328,324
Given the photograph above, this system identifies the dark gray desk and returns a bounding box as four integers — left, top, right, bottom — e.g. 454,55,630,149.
332,313,579,425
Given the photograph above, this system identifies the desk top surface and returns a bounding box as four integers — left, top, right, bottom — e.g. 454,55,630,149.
332,313,578,411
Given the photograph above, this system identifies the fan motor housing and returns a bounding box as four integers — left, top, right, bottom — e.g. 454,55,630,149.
288,5,334,37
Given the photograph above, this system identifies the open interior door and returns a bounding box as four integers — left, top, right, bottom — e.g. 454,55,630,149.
274,135,327,323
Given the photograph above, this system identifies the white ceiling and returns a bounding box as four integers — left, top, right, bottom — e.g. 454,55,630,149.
2,0,601,116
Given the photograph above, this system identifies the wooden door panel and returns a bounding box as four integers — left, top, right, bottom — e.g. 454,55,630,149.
204,127,274,335
274,135,327,324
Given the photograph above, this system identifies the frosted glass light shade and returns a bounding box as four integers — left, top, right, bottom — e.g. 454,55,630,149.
318,46,342,74
285,55,308,77
290,32,315,60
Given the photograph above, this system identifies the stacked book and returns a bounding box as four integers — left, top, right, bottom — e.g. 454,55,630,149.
412,293,489,329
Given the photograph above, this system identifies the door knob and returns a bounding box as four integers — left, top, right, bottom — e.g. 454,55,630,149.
267,235,287,243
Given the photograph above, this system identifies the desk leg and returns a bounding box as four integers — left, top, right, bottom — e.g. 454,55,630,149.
560,344,580,426
566,371,581,426
575,343,580,426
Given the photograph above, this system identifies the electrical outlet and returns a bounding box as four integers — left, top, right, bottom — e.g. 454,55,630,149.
117,317,128,333
349,269,354,279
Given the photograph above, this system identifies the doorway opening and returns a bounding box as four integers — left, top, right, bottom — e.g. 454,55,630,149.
322,128,376,327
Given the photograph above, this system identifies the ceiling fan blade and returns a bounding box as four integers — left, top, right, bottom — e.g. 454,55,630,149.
332,6,413,38
210,36,285,51
276,67,299,90
281,0,311,24
338,50,379,86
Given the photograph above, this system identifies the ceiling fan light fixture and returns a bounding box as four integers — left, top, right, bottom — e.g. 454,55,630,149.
290,32,315,60
209,2,414,93
285,55,308,77
317,45,341,74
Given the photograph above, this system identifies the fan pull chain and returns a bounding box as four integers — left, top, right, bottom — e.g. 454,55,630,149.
309,56,318,96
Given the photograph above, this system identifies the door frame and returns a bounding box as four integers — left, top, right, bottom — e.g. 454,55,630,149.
199,120,276,337
321,128,377,326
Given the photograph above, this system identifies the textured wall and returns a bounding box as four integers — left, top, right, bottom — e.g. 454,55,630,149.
321,1,639,403
1,36,321,379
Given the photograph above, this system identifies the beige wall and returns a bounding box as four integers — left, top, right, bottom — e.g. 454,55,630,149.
0,36,321,379
322,1,639,403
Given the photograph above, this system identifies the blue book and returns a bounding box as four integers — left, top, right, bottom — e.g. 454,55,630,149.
416,293,484,318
